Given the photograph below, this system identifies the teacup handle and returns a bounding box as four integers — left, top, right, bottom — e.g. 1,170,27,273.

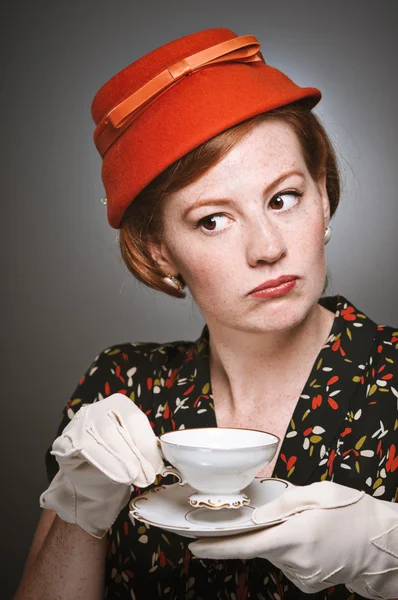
160,465,186,485
156,437,186,485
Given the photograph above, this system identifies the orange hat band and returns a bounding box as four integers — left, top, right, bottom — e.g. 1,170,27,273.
94,35,264,158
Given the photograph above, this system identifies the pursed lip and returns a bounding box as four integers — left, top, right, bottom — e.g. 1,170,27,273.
248,275,299,295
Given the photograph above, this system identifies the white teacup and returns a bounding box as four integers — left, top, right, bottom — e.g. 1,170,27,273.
158,427,279,509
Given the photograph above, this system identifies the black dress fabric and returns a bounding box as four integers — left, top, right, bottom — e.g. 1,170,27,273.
45,294,398,599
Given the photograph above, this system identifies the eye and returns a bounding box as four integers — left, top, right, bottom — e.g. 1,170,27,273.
194,213,230,234
194,191,304,235
269,191,303,211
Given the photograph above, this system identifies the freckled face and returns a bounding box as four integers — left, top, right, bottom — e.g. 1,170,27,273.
157,119,330,333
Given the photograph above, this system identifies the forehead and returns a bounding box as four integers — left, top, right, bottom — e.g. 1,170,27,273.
169,119,307,204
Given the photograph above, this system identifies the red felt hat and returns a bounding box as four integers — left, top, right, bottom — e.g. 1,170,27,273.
91,27,321,229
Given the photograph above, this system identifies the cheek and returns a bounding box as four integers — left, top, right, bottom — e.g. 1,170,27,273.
169,233,236,287
292,208,325,261
167,240,214,283
183,251,233,289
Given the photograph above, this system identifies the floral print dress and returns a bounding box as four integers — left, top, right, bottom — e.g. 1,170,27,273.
45,294,398,600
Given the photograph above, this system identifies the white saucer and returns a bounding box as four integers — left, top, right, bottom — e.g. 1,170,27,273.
129,477,293,539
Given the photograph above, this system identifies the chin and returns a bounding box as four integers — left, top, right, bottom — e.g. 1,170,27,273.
250,295,315,332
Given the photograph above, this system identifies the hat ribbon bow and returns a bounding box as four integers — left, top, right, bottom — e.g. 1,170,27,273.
94,34,264,157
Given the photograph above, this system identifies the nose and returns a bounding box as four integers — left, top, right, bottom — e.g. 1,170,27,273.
245,216,287,266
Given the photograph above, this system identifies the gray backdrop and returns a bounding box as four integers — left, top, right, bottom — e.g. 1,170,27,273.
2,1,397,597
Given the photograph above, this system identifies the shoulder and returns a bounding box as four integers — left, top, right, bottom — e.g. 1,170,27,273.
352,322,398,447
332,294,398,376
60,337,197,420
367,324,398,378
93,337,196,379
328,294,398,426
342,297,398,406
373,324,398,351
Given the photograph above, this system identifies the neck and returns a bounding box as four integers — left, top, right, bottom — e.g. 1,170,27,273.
207,301,335,415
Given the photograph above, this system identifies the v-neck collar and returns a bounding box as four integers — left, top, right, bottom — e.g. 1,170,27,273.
167,294,378,485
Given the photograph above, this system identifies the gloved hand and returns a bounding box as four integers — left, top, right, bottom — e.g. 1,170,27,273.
189,480,398,600
40,393,165,538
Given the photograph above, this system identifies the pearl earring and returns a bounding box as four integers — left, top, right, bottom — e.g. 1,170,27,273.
163,274,186,297
324,226,332,245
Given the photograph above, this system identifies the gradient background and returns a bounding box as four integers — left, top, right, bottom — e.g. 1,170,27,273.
2,1,397,596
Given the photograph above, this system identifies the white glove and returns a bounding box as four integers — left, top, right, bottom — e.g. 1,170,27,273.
40,393,165,538
189,481,398,599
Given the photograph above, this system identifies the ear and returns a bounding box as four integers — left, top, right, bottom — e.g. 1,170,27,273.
147,235,180,277
317,170,330,225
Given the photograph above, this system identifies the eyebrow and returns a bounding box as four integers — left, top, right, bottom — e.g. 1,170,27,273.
182,169,306,218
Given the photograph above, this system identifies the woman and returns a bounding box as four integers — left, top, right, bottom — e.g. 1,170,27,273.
14,27,398,600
